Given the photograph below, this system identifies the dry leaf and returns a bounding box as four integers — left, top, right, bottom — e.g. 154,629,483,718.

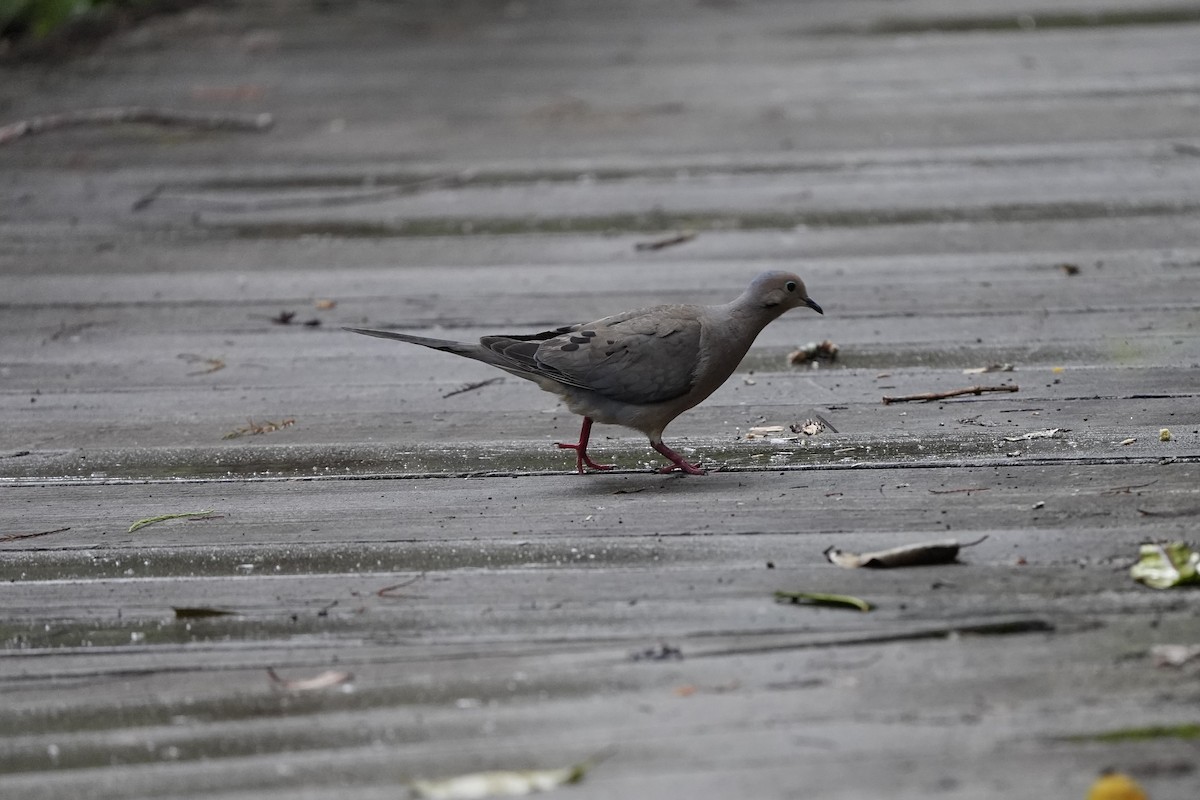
788,339,839,365
267,667,354,693
794,419,825,436
1151,644,1200,667
963,363,1014,374
1003,428,1060,442
223,418,295,439
824,536,986,569
411,760,593,799
173,607,238,618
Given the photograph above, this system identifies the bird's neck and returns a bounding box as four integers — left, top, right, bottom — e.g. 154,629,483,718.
723,297,787,336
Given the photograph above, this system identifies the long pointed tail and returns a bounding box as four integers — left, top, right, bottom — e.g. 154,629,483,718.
343,327,478,356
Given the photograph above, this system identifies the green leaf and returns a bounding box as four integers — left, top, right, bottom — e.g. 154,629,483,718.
774,590,873,612
0,1,35,31
128,509,215,533
1130,541,1200,589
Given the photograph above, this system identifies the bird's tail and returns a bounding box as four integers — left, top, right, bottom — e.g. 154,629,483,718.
343,327,478,357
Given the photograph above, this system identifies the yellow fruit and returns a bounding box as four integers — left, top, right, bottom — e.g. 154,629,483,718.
1087,770,1148,800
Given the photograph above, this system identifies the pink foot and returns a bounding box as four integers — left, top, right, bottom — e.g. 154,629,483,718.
651,441,707,475
555,417,615,474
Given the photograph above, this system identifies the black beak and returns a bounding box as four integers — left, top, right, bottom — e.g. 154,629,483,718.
805,297,824,315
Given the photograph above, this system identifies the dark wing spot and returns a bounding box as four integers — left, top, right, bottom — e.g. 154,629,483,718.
569,336,589,344
580,330,597,337
560,343,580,352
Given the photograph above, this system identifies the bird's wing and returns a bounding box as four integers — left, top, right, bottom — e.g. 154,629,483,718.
482,306,702,405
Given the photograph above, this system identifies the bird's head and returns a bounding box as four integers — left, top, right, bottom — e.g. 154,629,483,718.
749,271,823,315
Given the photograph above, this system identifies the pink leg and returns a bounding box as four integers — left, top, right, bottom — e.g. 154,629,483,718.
651,440,707,475
556,417,615,474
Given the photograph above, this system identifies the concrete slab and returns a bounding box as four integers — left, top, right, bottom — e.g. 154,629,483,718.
2,1,1199,799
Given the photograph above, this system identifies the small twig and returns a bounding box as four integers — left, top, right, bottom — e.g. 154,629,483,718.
377,574,426,598
130,184,164,212
0,526,70,543
882,385,1019,405
635,230,697,251
929,487,990,495
0,107,273,146
1136,507,1200,518
442,376,504,399
1101,479,1159,495
159,172,469,213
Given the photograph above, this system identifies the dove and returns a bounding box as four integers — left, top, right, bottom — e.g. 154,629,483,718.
346,271,822,475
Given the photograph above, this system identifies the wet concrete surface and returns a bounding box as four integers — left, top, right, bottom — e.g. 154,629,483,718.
2,1,1200,798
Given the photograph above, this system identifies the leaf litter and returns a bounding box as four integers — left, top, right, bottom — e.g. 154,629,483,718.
410,751,611,799
825,536,988,569
1130,541,1200,589
774,591,872,612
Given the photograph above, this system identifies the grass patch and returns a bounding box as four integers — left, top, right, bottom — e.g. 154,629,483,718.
1066,723,1200,742
812,6,1200,35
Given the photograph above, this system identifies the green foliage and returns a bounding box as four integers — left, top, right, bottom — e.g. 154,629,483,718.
0,0,135,41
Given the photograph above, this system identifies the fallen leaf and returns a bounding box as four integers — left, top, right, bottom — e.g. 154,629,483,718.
411,760,593,799
129,510,215,533
962,363,1014,374
1151,643,1200,668
267,667,354,693
177,353,226,375
824,536,986,569
1130,541,1200,589
173,606,238,618
788,339,839,365
222,418,295,439
1086,770,1147,800
314,298,337,310
1003,428,1061,442
774,591,872,612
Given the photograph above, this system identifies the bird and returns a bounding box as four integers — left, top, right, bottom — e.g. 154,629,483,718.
346,271,822,475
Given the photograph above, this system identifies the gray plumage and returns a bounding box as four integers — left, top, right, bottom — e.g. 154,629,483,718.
347,271,822,474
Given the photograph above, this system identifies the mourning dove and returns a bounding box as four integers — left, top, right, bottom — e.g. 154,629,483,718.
347,271,822,474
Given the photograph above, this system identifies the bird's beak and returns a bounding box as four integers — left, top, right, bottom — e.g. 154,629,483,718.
805,297,824,315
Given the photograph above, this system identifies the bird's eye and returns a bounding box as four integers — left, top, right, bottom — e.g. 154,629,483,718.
785,281,797,293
